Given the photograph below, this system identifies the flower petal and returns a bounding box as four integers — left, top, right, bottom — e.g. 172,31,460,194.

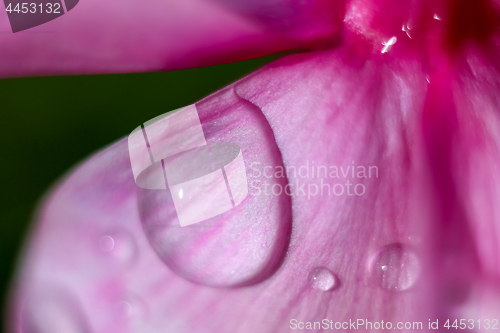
10,41,447,332
0,0,342,78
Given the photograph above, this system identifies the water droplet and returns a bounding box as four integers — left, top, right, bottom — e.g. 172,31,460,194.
99,235,115,252
308,267,338,291
114,297,148,321
137,100,292,287
98,231,136,264
371,243,420,291
433,13,441,20
115,301,133,317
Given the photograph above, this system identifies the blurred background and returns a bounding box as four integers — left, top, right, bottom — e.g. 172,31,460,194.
0,53,282,332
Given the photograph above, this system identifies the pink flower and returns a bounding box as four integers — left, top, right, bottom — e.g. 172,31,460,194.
7,0,500,332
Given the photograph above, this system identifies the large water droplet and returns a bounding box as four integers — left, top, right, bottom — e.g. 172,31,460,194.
371,243,420,291
308,267,338,291
22,289,90,333
138,97,292,287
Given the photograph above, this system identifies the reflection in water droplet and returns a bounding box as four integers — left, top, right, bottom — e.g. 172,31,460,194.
22,289,89,333
99,235,115,252
308,267,338,291
381,37,397,54
371,243,420,291
402,23,413,39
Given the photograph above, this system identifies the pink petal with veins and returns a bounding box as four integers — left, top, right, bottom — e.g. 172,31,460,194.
8,0,500,332
10,40,440,332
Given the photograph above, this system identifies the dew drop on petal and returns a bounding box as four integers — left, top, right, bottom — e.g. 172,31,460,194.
308,267,338,291
371,243,420,291
113,295,148,323
99,235,115,252
98,231,137,264
115,301,133,317
137,98,292,287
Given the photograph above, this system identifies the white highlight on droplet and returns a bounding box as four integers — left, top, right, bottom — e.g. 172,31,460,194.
402,23,412,39
433,14,441,20
381,37,397,53
178,189,183,199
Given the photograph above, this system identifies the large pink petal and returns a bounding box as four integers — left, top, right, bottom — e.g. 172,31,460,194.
9,1,500,331
433,42,500,320
10,40,449,332
0,0,342,78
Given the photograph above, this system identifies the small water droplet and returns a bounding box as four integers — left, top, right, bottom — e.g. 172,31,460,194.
433,13,441,20
371,243,420,291
115,301,133,317
113,296,148,321
98,231,136,264
308,267,338,291
99,235,115,252
178,189,183,199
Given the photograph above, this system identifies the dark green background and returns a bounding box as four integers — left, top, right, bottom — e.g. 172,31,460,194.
0,53,282,332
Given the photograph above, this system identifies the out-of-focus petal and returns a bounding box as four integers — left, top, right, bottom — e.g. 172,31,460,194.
210,0,344,41
447,43,500,279
0,0,343,78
